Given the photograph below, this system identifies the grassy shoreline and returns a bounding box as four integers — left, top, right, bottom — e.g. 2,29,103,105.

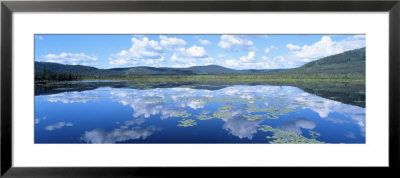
70,74,365,84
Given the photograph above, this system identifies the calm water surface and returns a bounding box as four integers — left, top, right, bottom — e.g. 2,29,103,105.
34,83,365,144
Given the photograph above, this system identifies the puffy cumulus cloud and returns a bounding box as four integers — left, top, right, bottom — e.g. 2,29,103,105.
45,122,73,131
170,54,196,67
81,126,161,143
198,39,211,45
109,36,164,67
159,35,187,48
239,51,255,62
218,35,255,51
287,35,366,63
43,52,97,66
178,45,208,58
46,91,99,104
169,45,210,67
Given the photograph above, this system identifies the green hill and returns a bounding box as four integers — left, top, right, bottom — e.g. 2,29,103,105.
287,47,365,74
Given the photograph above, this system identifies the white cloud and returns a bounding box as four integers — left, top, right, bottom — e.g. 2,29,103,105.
225,59,240,67
45,122,73,131
184,45,208,58
159,35,187,48
170,54,194,64
109,36,164,67
274,56,286,62
109,57,138,66
288,35,365,62
202,57,214,62
262,56,269,61
286,43,301,50
264,45,277,54
239,51,255,62
43,52,97,66
169,45,209,67
218,54,226,58
198,39,211,45
218,35,255,51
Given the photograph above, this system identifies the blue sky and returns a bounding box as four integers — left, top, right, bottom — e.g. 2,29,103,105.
34,34,365,69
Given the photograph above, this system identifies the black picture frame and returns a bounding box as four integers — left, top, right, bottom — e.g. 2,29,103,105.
1,0,399,177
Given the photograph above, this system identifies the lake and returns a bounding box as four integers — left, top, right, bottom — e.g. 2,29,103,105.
34,81,365,144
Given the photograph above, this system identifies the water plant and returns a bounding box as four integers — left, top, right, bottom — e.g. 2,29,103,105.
177,119,197,127
308,130,321,139
196,114,214,120
258,125,324,144
243,114,264,121
212,111,232,120
172,112,191,118
218,104,235,111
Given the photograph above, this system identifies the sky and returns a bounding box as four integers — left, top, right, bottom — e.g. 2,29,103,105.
34,34,366,69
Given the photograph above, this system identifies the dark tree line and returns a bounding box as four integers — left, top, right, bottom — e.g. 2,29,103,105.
35,69,81,81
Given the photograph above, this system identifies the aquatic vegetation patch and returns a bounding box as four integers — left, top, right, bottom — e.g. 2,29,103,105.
258,125,324,144
308,130,321,139
258,125,275,132
177,119,197,127
246,104,296,118
196,114,214,120
264,113,279,119
267,132,324,144
212,111,232,120
172,112,191,118
218,104,235,111
243,114,264,121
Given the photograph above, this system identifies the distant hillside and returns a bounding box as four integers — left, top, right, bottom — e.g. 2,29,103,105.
34,62,285,76
35,62,120,76
286,47,365,74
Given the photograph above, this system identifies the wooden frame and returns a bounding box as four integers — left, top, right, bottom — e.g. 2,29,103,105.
1,0,399,177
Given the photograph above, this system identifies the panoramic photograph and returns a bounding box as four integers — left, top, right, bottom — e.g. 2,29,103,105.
34,34,366,144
